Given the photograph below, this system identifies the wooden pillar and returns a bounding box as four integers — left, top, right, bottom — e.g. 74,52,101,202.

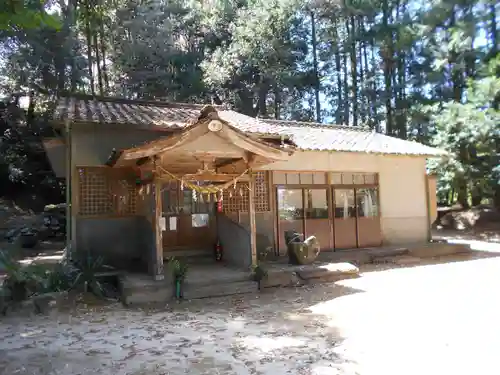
153,181,164,280
248,171,257,266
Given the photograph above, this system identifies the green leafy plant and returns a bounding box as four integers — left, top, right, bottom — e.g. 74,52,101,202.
70,254,114,298
167,257,188,282
167,257,188,299
251,264,268,290
0,250,47,301
36,263,74,294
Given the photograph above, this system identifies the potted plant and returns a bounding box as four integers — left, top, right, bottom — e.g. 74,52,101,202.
168,258,188,299
251,264,268,290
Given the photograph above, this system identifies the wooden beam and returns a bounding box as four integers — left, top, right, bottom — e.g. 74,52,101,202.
248,171,257,266
180,172,249,182
215,157,241,169
153,182,164,281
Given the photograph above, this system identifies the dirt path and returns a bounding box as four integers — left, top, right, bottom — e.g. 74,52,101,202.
1,249,500,375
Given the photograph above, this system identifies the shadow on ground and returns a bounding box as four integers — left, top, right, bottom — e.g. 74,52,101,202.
0,281,363,375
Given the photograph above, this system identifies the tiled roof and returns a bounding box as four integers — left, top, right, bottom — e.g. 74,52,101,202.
52,96,210,129
52,96,445,157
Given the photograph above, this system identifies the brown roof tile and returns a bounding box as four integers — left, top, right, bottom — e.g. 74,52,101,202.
52,96,445,156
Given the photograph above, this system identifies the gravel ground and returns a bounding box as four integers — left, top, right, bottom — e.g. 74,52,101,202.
1,247,500,375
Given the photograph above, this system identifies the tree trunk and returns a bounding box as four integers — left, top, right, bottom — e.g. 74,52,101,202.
333,17,343,124
382,0,393,135
93,30,104,96
359,17,367,124
489,3,498,60
395,0,407,139
342,38,349,125
310,10,321,122
99,15,110,91
449,8,463,103
456,179,469,209
256,81,269,118
85,2,95,95
370,36,378,130
348,16,358,127
274,86,281,120
68,0,78,93
494,186,500,210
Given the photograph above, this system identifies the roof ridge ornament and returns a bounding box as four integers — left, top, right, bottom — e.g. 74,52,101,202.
208,120,223,132
198,105,218,120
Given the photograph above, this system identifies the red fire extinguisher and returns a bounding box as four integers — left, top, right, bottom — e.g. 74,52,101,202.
214,238,223,261
217,199,223,213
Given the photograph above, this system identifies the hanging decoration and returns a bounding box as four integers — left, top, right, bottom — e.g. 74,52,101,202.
155,166,249,194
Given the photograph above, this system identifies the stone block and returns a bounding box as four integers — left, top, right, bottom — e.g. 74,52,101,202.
409,242,471,258
295,262,359,282
261,269,302,288
183,280,256,300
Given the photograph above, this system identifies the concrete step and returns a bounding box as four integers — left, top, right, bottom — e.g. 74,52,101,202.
262,262,360,288
369,247,410,263
123,286,173,305
121,278,174,305
183,280,256,300
164,248,215,265
372,255,421,266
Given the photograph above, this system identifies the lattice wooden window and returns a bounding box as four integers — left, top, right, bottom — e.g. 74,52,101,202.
330,172,379,185
254,171,270,212
78,167,138,216
221,171,269,213
222,182,249,213
273,172,327,185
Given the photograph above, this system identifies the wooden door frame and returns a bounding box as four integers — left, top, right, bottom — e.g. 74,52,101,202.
331,186,358,249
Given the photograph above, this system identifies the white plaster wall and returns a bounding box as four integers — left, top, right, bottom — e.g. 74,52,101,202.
72,127,165,166
54,127,430,245
259,151,429,244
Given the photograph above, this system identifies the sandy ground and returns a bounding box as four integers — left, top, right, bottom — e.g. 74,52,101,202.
1,243,500,375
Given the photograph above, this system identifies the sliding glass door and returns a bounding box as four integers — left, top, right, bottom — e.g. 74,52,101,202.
277,188,304,254
277,187,331,252
356,188,381,247
304,189,331,250
332,188,357,249
274,172,381,253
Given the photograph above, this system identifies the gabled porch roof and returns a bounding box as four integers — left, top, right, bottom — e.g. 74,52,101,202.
108,105,293,179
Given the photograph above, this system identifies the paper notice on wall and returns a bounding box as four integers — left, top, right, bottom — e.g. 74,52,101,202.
169,216,177,231
159,217,166,231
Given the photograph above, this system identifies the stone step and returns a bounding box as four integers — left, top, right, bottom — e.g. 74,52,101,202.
182,280,256,300
372,255,421,266
164,248,216,265
120,274,173,306
262,262,360,288
369,248,410,263
295,262,360,282
123,286,173,305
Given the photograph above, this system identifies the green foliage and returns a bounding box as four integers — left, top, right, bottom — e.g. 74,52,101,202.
0,250,48,300
167,257,188,282
251,264,268,282
71,254,114,297
0,97,63,203
0,0,60,31
0,0,498,207
428,58,500,206
0,250,116,301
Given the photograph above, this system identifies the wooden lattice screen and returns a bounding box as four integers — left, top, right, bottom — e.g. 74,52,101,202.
78,167,138,216
222,171,269,213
